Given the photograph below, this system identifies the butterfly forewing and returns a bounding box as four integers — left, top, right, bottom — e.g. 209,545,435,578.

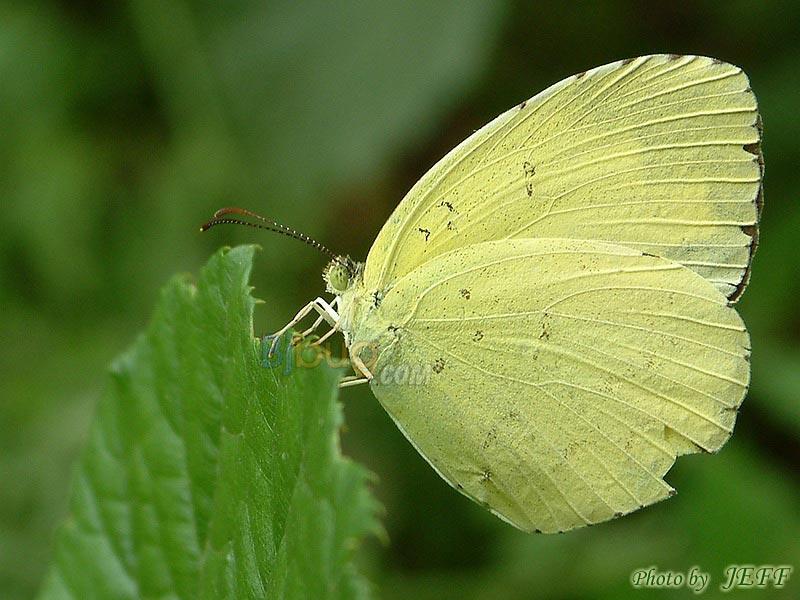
364,55,762,301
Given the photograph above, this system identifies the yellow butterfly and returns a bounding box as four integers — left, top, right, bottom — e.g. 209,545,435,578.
203,54,762,533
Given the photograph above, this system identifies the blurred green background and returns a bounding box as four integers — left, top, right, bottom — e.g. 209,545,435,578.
1,1,798,599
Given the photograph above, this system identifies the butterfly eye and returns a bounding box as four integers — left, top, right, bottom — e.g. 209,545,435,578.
325,260,352,294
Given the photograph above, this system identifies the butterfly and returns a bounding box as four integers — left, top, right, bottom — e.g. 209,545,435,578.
202,55,763,533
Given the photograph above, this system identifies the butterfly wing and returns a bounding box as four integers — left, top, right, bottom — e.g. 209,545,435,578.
356,238,749,532
364,55,762,301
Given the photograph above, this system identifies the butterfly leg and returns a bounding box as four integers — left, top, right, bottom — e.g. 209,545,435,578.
300,297,340,337
311,320,340,346
339,375,370,388
300,314,326,337
268,297,339,356
351,352,374,381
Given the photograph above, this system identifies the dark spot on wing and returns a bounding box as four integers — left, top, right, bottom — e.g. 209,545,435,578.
539,318,550,341
418,227,431,241
561,441,581,460
642,251,657,257
439,200,455,212
518,100,526,110
480,468,492,482
534,528,542,534
472,329,484,342
728,115,763,303
459,288,471,300
743,143,759,156
575,70,586,79
668,489,677,497
613,511,623,518
740,225,757,237
446,220,456,231
372,290,383,308
523,160,536,196
523,161,536,177
433,357,445,373
456,483,464,490
482,427,497,449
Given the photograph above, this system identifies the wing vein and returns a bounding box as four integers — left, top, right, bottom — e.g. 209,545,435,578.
408,330,612,525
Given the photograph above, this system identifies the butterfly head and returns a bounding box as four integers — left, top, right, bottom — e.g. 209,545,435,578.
324,256,362,295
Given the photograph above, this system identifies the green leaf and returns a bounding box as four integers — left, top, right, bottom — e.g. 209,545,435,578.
37,246,380,600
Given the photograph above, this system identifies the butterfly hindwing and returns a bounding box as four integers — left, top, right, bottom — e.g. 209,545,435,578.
358,238,749,532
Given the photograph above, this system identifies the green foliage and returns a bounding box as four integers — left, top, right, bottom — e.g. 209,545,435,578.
37,246,379,600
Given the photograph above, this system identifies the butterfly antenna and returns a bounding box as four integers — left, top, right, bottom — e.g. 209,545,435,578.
200,207,339,260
